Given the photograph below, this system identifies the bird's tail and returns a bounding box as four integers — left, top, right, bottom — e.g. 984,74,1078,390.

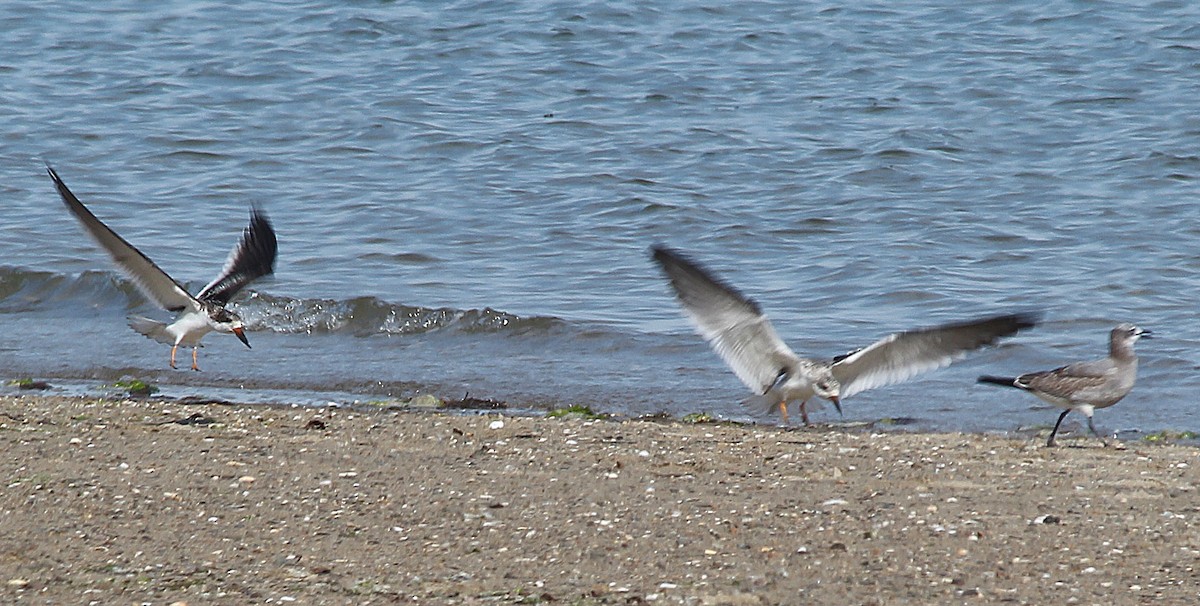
977,375,1019,388
128,316,176,345
741,391,827,416
741,391,785,416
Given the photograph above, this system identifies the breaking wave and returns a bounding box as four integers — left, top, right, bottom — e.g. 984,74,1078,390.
238,292,565,336
0,267,565,336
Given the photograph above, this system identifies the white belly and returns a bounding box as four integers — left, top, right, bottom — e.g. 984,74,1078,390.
166,312,216,347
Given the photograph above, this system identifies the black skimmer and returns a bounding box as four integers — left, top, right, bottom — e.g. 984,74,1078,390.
48,166,277,370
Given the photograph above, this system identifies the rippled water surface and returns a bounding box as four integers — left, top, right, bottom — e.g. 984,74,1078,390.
3,1,1200,434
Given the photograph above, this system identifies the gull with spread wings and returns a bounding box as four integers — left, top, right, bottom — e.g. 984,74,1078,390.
48,166,277,371
651,245,1038,424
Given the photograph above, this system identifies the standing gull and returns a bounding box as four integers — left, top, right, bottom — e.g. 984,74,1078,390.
48,166,277,371
651,245,1038,424
978,323,1150,447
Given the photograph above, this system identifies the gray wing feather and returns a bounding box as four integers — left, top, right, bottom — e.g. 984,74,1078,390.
48,166,199,313
1018,360,1113,398
652,246,798,394
832,312,1039,398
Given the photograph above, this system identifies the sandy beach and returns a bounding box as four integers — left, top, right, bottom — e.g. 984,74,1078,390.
1,393,1197,605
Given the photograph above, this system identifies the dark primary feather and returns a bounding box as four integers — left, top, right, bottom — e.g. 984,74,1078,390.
832,312,1041,398
650,245,797,394
196,209,277,305
902,312,1041,353
47,166,198,313
650,246,764,317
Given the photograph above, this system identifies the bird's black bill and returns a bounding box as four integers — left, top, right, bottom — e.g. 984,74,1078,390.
233,326,251,348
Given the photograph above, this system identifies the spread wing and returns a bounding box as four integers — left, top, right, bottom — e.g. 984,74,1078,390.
651,246,799,394
832,312,1040,398
195,209,277,305
48,166,200,313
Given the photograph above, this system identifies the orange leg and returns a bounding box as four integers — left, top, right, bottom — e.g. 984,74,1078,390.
778,400,789,425
169,344,179,369
191,348,201,372
799,400,811,426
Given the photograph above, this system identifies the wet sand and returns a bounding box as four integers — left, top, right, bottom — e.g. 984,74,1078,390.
1,394,1197,605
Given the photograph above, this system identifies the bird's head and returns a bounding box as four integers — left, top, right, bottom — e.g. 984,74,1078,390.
1111,323,1150,352
812,368,843,416
212,308,252,348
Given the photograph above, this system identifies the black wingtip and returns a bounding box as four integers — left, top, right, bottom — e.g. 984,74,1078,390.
649,243,674,263
250,205,271,224
975,311,1042,335
649,244,691,275
248,206,273,231
46,164,65,187
955,310,1042,340
246,207,278,275
45,164,83,208
1011,310,1043,332
649,244,765,315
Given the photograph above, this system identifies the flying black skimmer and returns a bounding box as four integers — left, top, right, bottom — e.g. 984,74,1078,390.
48,166,277,370
651,245,1038,425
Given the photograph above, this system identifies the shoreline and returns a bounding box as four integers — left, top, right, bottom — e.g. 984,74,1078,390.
2,393,1197,604
4,374,1185,445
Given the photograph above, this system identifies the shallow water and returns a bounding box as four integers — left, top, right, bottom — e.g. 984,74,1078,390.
3,1,1199,434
